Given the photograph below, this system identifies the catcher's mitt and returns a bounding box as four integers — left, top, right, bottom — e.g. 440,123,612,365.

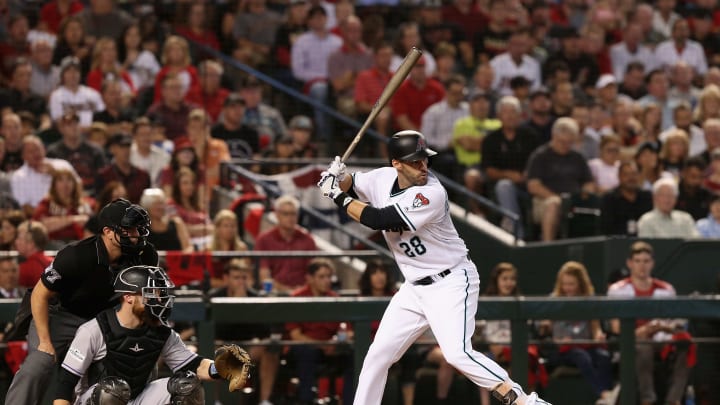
214,344,253,392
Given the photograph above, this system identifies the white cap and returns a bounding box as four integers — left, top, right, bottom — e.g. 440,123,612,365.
596,74,617,89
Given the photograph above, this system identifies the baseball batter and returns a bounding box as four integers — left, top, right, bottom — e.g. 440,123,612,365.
318,130,549,405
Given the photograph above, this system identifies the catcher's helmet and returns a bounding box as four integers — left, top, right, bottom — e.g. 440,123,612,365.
114,265,175,327
388,130,437,163
98,198,151,256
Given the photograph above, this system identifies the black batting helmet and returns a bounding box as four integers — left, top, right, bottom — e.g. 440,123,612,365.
114,265,175,327
98,198,151,256
387,130,437,163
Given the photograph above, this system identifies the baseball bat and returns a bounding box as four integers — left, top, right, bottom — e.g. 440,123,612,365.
340,47,423,162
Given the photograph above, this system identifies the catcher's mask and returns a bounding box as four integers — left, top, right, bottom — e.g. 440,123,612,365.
114,265,175,327
98,199,151,256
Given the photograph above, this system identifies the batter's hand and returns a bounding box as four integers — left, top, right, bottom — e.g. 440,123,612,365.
318,172,343,199
326,156,346,181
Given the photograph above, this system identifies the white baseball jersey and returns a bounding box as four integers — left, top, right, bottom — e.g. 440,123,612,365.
352,167,468,281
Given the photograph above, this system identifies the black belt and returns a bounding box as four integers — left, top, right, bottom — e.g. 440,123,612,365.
412,269,451,286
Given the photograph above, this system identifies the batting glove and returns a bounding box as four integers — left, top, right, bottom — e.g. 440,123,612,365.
326,156,346,181
318,171,343,199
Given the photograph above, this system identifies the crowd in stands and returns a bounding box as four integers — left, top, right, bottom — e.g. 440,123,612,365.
0,0,719,403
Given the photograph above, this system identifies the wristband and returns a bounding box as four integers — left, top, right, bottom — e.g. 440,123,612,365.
333,192,353,214
209,362,222,379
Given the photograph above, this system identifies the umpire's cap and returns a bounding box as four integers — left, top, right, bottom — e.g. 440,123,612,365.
388,130,437,163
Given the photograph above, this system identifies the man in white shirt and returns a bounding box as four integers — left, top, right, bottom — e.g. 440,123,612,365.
48,56,105,128
637,177,700,238
654,19,708,76
489,29,541,96
11,135,76,211
652,0,681,40
129,117,170,186
609,23,656,81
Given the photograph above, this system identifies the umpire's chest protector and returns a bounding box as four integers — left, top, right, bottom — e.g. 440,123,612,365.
94,309,171,398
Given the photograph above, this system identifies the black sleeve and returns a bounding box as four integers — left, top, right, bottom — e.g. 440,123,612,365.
140,244,159,266
56,367,82,401
359,205,409,231
40,247,76,292
178,355,205,373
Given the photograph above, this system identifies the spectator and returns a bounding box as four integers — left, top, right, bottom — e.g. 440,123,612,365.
0,257,22,300
676,157,713,220
638,177,699,238
153,36,199,103
175,2,220,52
0,112,25,172
211,93,260,159
129,117,170,186
490,29,541,97
92,79,135,135
51,16,91,77
693,118,720,167
544,28,599,91
550,81,575,119
49,56,105,127
288,115,318,158
659,130,689,178
85,36,135,96
328,15,372,118
690,8,720,67
660,103,706,157
286,258,353,405
453,89,501,211
0,210,24,251
39,0,84,34
233,0,283,68
432,42,459,86
169,167,213,248
668,62,700,107
526,118,595,240
271,0,309,80
15,220,51,288
291,5,342,142
147,74,198,141
481,96,540,234
354,41,394,153
238,76,288,147
95,133,151,204
206,209,249,286
0,14,30,82
696,196,720,237
210,259,279,405
521,87,554,144
392,22,436,77
609,23,656,81
12,135,77,212
87,122,109,153
631,4,664,46
571,102,599,159
391,56,445,130
655,19,707,76
179,109,230,201
117,23,161,92
140,188,192,252
420,74,469,176
703,148,720,195
47,111,107,192
260,135,302,175
588,135,621,194
618,61,648,100
32,168,93,245
472,0,509,63
29,39,60,99
185,60,230,122
0,58,47,120
652,0,681,40
608,241,692,405
693,84,720,126
158,139,204,199
542,261,616,405
639,103,663,146
76,0,133,41
594,74,626,115
635,141,674,191
255,194,317,293
82,180,127,236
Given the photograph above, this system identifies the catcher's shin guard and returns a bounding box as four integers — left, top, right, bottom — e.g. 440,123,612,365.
167,370,205,405
87,376,131,405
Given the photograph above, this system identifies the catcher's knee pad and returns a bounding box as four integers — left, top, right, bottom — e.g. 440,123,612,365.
167,370,205,405
87,376,131,405
492,381,519,405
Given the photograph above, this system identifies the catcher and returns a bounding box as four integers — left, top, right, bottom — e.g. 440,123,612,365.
52,265,252,405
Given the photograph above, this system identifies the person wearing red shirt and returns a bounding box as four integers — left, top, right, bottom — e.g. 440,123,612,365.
32,169,94,244
39,0,84,34
15,220,52,289
354,41,393,155
254,194,317,293
185,60,230,121
174,2,220,52
85,37,135,95
286,259,353,405
153,36,200,103
0,14,31,82
390,57,445,131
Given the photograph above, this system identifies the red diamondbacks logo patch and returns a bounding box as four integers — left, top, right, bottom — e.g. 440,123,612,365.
412,193,430,208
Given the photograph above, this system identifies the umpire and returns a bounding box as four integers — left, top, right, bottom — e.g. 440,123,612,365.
5,198,158,405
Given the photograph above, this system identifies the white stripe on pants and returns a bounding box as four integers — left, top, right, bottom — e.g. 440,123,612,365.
353,261,521,405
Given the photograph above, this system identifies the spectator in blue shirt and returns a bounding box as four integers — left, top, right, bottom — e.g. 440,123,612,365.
696,197,720,238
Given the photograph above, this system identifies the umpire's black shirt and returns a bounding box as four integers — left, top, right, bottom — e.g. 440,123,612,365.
40,236,158,319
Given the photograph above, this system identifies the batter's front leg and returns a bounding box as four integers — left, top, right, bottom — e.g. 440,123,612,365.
353,285,429,405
